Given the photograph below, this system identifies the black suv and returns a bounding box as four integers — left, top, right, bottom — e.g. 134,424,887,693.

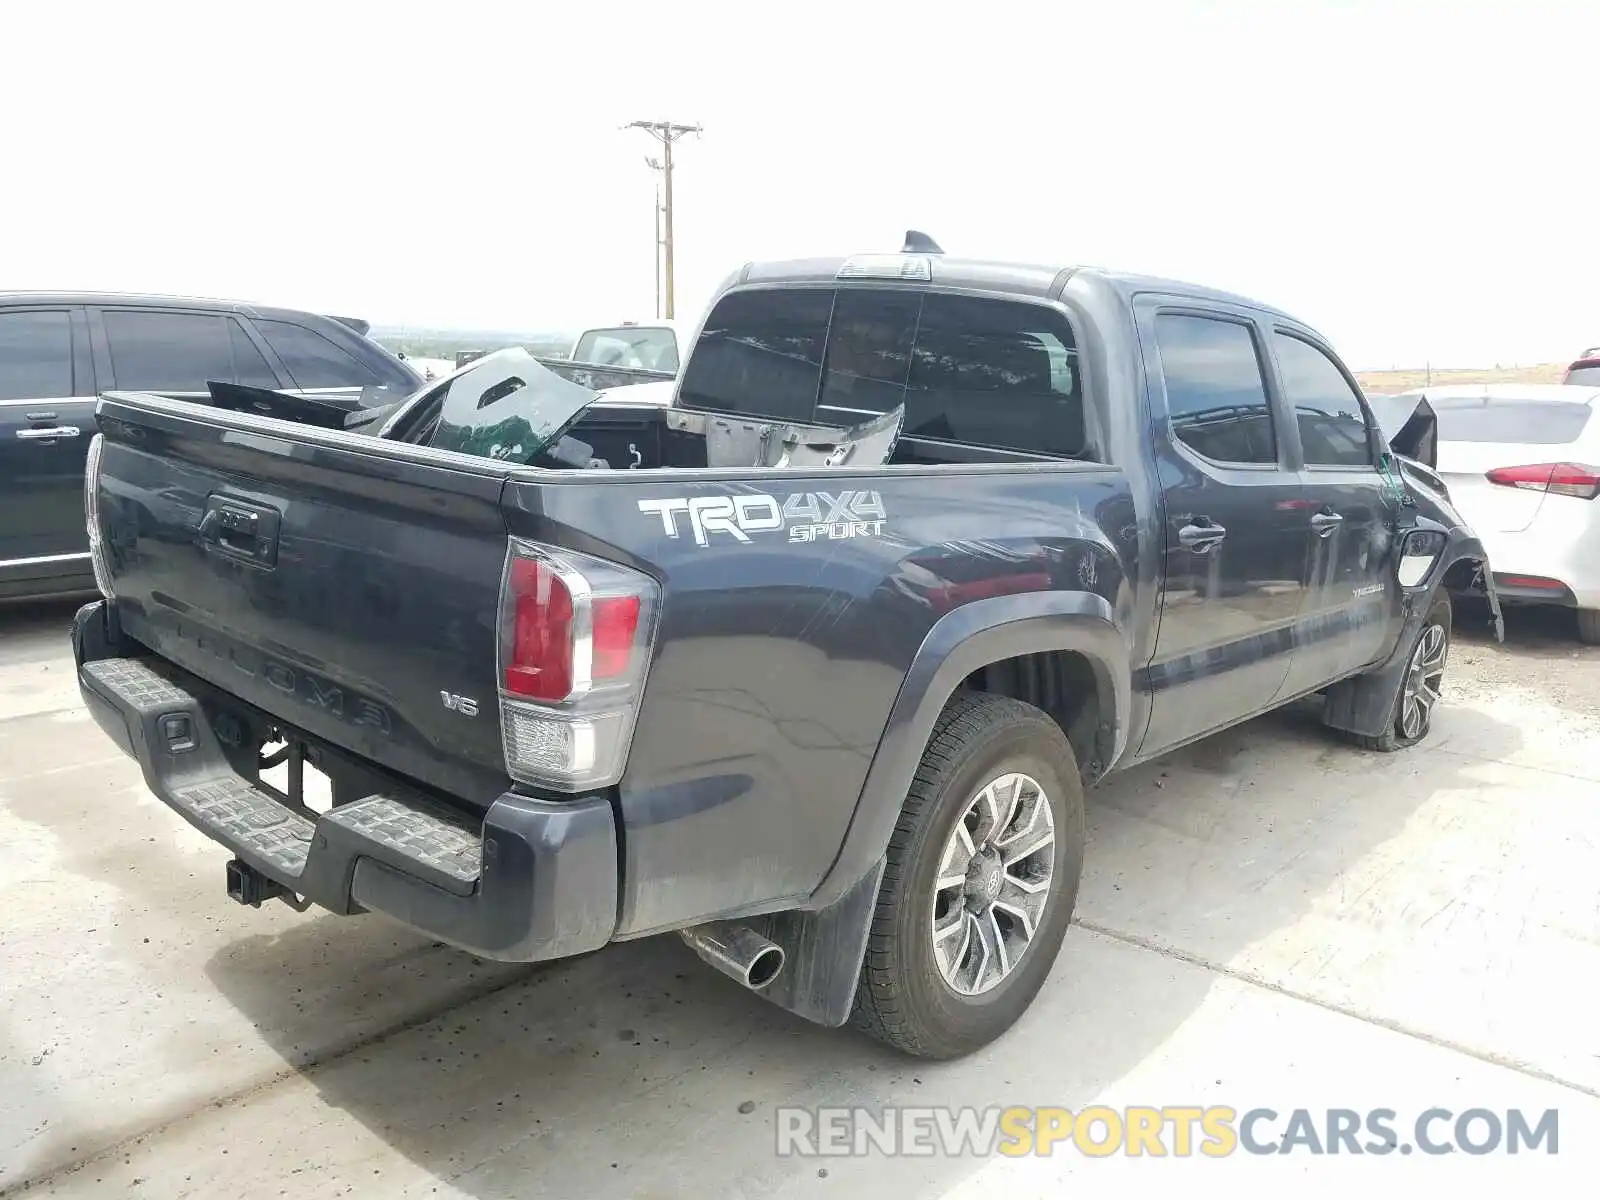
0,292,423,602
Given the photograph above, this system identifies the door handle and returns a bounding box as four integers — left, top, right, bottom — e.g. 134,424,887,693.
15,426,81,440
1310,511,1344,537
1177,520,1227,551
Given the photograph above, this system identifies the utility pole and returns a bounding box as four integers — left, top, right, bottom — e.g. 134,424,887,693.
645,157,664,319
624,120,702,318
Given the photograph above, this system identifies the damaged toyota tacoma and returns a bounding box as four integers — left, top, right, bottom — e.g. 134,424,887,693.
73,239,1503,1059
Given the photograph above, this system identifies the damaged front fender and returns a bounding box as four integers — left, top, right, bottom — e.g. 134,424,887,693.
1322,516,1501,740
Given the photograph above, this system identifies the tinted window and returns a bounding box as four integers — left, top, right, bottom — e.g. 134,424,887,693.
681,287,1087,457
904,294,1083,456
1155,314,1275,464
104,310,238,392
572,327,679,372
256,319,381,388
816,289,919,423
1273,333,1373,468
228,321,279,388
1563,364,1600,387
0,311,73,401
677,288,832,422
1431,396,1593,444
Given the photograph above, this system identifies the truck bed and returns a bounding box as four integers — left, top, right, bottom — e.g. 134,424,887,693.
87,389,1136,939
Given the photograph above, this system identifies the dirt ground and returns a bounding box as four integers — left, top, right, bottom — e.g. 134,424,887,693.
1353,362,1569,393
2,598,1598,1197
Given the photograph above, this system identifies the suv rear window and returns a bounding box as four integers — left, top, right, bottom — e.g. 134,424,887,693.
678,287,1085,457
1430,396,1593,444
255,319,384,389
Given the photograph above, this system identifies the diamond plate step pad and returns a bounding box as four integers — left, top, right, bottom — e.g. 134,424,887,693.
322,794,483,886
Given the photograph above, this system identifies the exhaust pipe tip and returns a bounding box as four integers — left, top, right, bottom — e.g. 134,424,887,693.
679,921,786,991
744,944,785,990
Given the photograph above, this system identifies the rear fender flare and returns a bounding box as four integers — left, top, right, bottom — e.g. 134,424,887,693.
807,591,1131,912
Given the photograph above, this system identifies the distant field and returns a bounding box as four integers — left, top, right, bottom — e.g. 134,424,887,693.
1353,362,1567,394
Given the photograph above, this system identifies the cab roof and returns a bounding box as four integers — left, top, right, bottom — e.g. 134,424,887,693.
0,290,371,334
734,252,1296,320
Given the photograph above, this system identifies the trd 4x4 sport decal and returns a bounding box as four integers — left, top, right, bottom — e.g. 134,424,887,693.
638,491,888,546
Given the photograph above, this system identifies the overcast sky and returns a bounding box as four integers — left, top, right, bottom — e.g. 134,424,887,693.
7,0,1595,368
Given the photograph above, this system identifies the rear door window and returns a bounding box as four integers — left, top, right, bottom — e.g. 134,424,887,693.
255,319,383,389
1154,313,1277,465
104,310,244,392
103,310,280,392
0,310,74,400
1431,396,1593,444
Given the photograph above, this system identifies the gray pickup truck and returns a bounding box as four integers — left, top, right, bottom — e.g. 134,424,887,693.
73,241,1500,1059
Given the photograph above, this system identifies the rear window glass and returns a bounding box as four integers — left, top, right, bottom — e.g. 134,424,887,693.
677,288,831,423
1563,364,1600,386
1430,397,1593,444
572,327,679,372
678,287,1086,457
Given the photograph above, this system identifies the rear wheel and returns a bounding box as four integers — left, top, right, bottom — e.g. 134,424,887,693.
849,692,1085,1059
1578,610,1600,646
1345,594,1452,752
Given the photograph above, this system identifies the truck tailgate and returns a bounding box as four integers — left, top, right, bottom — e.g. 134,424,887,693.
93,393,516,808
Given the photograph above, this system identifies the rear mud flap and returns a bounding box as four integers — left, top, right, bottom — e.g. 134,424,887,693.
740,856,886,1028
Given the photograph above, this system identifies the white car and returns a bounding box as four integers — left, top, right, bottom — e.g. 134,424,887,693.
1562,347,1600,386
593,378,676,407
1401,384,1600,643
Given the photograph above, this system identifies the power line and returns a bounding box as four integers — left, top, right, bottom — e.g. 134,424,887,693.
623,120,702,319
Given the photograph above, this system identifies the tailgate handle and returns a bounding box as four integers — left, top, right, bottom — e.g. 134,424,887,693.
199,496,281,567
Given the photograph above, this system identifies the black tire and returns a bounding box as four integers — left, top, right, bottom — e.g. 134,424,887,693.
1345,593,1452,752
1578,610,1600,646
849,691,1085,1059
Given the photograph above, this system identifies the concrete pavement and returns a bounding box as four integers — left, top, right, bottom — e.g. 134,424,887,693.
2,599,1597,1196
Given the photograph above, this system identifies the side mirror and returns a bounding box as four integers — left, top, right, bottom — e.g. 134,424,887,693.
1397,528,1448,588
1376,452,1412,506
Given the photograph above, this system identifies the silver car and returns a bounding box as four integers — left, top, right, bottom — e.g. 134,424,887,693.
1396,384,1600,643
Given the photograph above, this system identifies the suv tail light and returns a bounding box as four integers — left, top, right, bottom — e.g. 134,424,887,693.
495,538,659,790
1484,462,1600,500
84,433,115,598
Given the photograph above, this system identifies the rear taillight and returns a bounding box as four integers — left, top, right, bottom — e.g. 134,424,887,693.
496,539,658,790
1484,462,1600,500
1498,574,1567,591
84,433,115,598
